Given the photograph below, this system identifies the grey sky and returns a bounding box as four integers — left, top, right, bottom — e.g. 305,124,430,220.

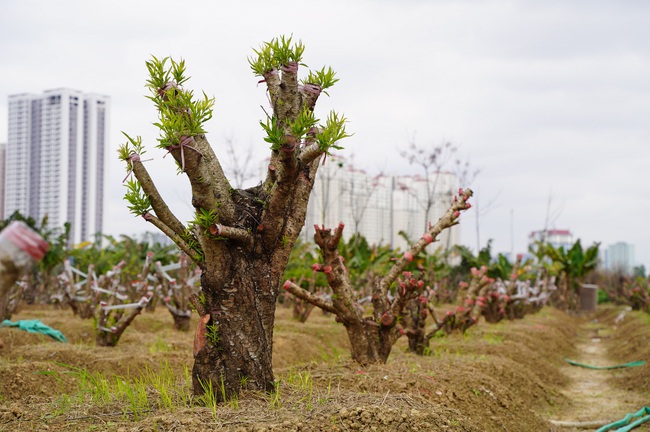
1,0,649,268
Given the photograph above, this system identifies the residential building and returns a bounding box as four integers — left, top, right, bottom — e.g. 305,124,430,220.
604,242,635,275
528,229,574,252
5,89,109,243
303,156,460,251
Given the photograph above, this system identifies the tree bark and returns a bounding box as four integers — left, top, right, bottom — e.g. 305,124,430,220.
191,254,278,398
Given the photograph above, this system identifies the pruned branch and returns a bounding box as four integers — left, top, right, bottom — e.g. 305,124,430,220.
168,134,237,222
142,213,202,264
282,280,336,314
130,154,186,238
208,224,253,247
379,188,473,295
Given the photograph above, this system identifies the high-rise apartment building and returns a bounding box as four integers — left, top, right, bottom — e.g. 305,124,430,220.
5,89,109,244
0,143,5,218
604,242,635,275
304,156,460,251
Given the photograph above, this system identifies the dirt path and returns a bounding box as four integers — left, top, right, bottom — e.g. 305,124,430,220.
549,312,649,431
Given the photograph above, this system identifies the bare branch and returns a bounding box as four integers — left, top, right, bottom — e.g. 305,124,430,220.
130,155,186,238
282,280,336,314
167,134,237,222
142,213,202,265
380,188,474,293
208,224,253,247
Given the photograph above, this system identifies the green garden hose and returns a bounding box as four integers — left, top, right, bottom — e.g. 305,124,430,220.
563,358,645,370
595,407,650,432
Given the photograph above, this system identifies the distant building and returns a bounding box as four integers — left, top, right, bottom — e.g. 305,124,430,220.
604,242,635,275
528,229,574,252
304,156,460,251
0,143,5,218
5,89,109,243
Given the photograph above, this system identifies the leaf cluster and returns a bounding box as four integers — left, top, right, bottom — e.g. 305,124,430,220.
190,208,218,231
118,133,146,162
123,179,152,217
145,56,214,149
289,109,319,141
303,66,339,94
540,240,600,279
248,35,305,76
316,112,351,154
259,116,285,150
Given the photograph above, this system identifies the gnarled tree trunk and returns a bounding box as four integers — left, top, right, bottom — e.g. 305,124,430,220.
120,38,347,400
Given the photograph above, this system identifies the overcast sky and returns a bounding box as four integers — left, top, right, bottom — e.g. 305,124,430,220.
1,0,649,269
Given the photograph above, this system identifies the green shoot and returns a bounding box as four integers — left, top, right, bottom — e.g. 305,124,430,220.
190,208,219,230
259,116,285,150
144,56,215,150
290,108,319,140
123,179,152,217
317,111,351,154
249,35,306,76
304,66,339,95
118,132,146,160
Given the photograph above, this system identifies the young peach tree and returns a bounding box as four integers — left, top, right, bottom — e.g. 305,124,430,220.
283,189,472,365
119,36,348,400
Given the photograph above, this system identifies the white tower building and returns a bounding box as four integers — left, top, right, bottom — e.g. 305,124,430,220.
604,242,635,275
5,89,109,244
304,156,459,251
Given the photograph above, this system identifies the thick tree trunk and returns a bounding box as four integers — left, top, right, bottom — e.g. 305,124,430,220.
171,313,191,332
96,305,146,347
192,254,279,400
343,320,394,365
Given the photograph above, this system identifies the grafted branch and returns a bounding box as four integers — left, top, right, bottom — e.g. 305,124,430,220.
129,154,186,238
168,134,237,222
282,280,336,314
378,188,473,297
208,223,253,247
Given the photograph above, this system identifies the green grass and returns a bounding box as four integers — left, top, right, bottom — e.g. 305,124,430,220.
40,361,195,420
483,333,505,345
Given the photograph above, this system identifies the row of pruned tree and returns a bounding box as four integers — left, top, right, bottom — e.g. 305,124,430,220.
53,252,199,346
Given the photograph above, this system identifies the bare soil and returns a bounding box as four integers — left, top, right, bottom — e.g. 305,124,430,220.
0,304,649,431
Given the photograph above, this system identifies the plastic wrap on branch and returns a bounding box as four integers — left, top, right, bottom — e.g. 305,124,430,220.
0,221,50,321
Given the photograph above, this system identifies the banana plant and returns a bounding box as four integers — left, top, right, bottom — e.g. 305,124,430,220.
539,240,600,310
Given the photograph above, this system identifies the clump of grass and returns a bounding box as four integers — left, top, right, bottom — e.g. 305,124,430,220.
114,376,149,420
483,333,505,345
148,336,172,354
197,378,219,420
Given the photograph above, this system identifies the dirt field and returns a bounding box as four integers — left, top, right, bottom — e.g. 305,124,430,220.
1,303,649,431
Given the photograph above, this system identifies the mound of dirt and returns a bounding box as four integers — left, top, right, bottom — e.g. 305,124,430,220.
1,304,648,431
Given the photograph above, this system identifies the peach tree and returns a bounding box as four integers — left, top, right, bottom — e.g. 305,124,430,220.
119,36,348,400
284,189,472,364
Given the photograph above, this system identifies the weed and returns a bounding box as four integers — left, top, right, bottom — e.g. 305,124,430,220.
270,380,282,409
318,378,333,404
118,376,149,421
48,394,73,418
198,378,219,420
206,323,221,347
144,362,175,410
483,333,504,345
148,336,172,354
180,364,192,407
318,341,343,363
228,393,240,410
